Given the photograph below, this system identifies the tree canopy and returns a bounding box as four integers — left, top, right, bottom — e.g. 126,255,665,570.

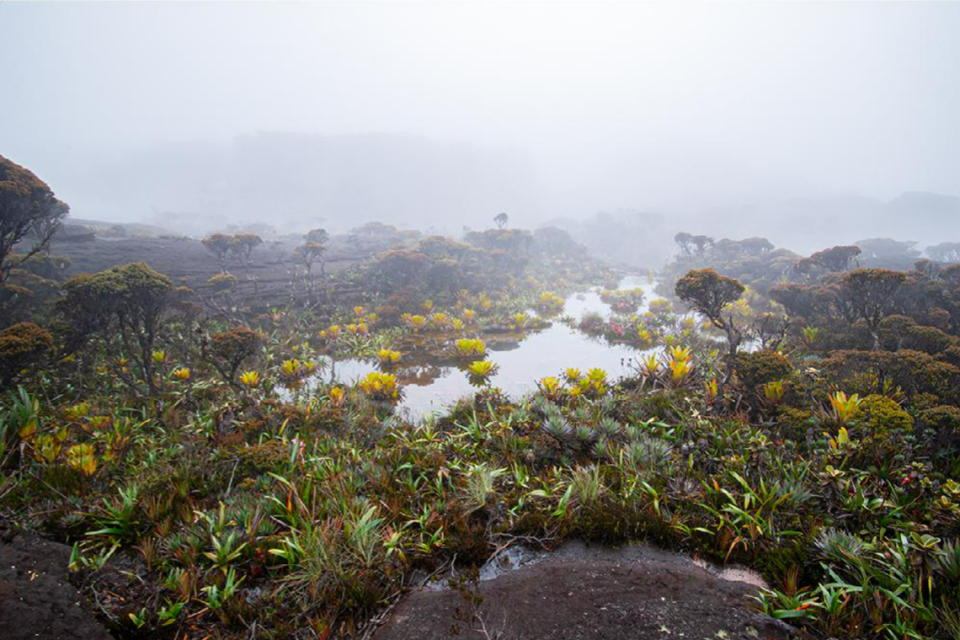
0,155,69,285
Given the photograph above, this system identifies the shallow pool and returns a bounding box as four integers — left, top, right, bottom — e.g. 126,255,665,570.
321,275,657,418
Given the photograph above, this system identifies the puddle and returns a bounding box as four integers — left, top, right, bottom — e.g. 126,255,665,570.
692,557,769,589
478,546,545,581
425,545,546,591
314,275,660,418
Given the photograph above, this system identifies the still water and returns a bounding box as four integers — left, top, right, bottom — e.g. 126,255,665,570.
322,276,656,418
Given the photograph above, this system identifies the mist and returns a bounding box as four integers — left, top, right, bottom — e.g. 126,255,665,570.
2,1,960,255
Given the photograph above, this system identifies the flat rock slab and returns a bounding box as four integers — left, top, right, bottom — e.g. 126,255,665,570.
374,542,794,640
0,531,113,640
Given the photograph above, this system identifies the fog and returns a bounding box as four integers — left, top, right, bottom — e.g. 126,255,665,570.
2,1,960,257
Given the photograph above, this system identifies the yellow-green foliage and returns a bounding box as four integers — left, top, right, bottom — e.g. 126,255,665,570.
537,291,564,313
855,394,913,436
358,371,400,402
0,322,53,386
206,272,238,293
454,338,486,357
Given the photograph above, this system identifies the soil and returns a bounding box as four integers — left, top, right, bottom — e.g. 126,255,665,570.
0,527,114,640
373,541,796,640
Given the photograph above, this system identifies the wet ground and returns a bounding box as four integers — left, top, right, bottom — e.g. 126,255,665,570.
373,541,794,640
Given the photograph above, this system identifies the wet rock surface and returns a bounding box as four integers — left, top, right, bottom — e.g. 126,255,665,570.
374,541,794,640
0,529,113,640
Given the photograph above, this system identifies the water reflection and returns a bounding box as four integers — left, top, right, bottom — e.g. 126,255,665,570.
322,275,658,418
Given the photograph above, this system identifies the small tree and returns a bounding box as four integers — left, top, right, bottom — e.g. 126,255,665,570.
675,268,745,404
202,234,234,273
205,326,264,388
494,213,509,230
60,263,174,395
230,233,263,294
295,228,329,294
0,155,69,286
802,245,862,273
837,268,907,350
690,235,714,258
229,233,263,268
674,232,694,258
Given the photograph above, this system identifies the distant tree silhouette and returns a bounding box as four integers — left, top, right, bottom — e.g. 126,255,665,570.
796,245,861,275
494,212,509,229
295,228,330,294
202,234,234,273
928,242,960,263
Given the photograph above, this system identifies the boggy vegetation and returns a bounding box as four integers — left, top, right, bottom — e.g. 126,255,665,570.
2,157,960,639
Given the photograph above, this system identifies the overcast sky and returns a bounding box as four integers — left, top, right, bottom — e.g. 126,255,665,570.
2,1,959,228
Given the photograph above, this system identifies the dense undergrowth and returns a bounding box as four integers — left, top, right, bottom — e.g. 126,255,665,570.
2,162,960,638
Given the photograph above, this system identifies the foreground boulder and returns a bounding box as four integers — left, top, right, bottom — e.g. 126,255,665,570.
0,528,113,640
374,542,794,640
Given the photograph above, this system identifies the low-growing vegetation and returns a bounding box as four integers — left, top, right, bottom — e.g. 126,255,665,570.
2,156,960,639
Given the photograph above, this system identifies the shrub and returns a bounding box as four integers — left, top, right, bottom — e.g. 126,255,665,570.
206,273,238,293
735,350,792,391
0,322,53,388
60,263,174,394
821,349,960,402
207,327,264,385
854,394,913,437
0,155,69,286
921,405,960,433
